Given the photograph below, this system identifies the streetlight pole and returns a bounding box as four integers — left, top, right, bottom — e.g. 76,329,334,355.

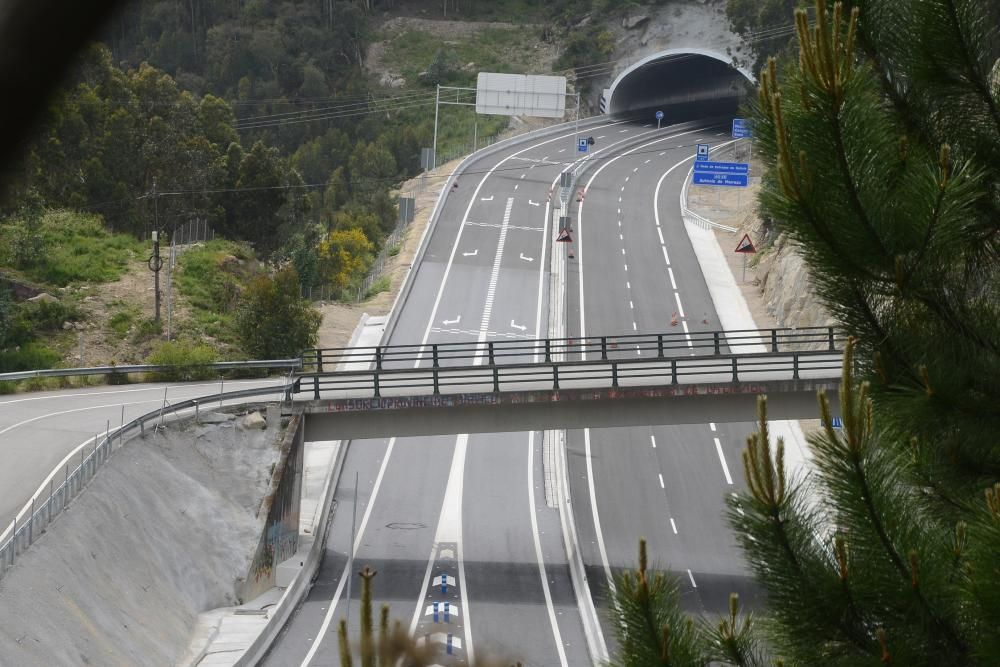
432,84,441,169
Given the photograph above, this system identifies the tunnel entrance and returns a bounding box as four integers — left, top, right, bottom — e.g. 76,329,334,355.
604,49,754,123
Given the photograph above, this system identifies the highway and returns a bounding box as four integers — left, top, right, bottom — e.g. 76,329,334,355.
563,124,763,626
263,119,654,666
265,116,771,665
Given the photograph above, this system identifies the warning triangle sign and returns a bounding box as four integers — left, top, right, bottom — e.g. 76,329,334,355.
556,228,573,243
734,233,756,253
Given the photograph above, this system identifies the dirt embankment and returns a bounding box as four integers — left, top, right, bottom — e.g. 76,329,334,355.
0,414,281,667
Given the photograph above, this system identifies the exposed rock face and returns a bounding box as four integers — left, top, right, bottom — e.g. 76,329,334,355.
240,411,267,430
756,233,836,331
623,14,650,30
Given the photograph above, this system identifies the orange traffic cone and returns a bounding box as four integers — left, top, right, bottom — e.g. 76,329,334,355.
670,312,679,326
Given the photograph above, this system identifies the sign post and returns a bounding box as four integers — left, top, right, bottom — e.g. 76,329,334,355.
578,138,588,153
734,233,756,282
655,110,664,129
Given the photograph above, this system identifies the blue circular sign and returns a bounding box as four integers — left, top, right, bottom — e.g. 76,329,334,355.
655,110,664,120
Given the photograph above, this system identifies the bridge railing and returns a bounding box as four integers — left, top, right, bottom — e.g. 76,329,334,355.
298,327,847,400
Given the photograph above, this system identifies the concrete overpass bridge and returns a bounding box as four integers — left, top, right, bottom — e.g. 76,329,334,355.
292,327,846,439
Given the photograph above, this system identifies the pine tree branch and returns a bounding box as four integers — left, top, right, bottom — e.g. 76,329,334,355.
941,0,1000,138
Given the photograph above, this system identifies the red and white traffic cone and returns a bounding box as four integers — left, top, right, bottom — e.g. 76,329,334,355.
670,312,679,326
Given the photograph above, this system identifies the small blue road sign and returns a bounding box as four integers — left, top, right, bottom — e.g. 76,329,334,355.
578,138,588,153
655,110,664,120
696,144,710,161
692,172,749,187
732,118,753,138
694,161,749,174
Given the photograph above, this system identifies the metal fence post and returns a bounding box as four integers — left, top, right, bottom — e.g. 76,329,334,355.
488,341,495,366
793,353,800,380
671,358,678,384
432,367,440,395
373,371,380,398
771,329,779,352
375,346,383,370
714,331,721,356
544,339,551,363
601,337,608,360
432,344,440,368
552,364,560,390
611,362,619,388
493,367,500,393
658,334,664,358
828,327,836,351
731,357,739,383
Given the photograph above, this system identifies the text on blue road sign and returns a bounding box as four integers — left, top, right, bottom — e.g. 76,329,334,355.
578,138,588,152
692,161,749,174
692,172,749,187
696,144,710,160
732,118,753,138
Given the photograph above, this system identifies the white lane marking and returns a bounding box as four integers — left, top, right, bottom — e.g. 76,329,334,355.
535,180,554,342
658,473,665,489
658,151,666,156
668,267,677,289
617,208,621,215
462,249,478,257
618,196,622,203
529,200,540,207
481,195,494,201
621,248,625,255
626,281,630,289
714,436,734,485
670,518,678,534
687,569,698,588
511,320,528,332
674,292,686,318
520,173,526,179
300,438,397,667
625,176,630,182
479,198,515,339
597,135,606,139
681,320,693,347
644,159,651,164
650,435,657,448
618,221,622,227
409,434,474,664
657,227,665,245
528,432,570,667
542,155,549,161
621,186,626,192
520,253,534,262
0,398,162,438
632,321,637,331
633,167,639,173
629,301,634,309
619,129,628,133
643,124,651,128
710,422,717,432
443,316,461,325
662,245,671,264
619,234,624,240
716,131,725,136
624,263,628,272
514,184,519,190
585,428,615,595
558,148,566,152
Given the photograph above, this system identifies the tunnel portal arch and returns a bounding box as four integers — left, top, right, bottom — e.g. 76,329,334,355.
603,48,756,121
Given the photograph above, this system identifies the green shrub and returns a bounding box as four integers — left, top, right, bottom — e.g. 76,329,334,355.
108,309,136,337
234,267,320,359
146,340,218,382
0,342,61,373
131,317,163,343
364,276,391,300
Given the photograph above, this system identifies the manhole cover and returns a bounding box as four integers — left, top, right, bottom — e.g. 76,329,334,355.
385,522,426,530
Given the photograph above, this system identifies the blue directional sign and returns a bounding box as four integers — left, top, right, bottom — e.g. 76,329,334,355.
655,110,664,120
732,118,753,138
578,138,588,153
696,144,710,161
692,159,750,187
692,172,749,187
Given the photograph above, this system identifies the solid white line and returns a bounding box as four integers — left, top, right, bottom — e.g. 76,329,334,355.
687,569,698,588
585,428,615,594
658,473,665,489
670,518,678,534
714,437,734,485
528,432,569,667
710,422,717,431
668,267,677,290
301,438,397,667
478,198,515,340
674,292,686,318
0,378,280,406
650,435,657,448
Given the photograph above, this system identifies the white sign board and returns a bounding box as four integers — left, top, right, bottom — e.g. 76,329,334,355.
476,73,567,118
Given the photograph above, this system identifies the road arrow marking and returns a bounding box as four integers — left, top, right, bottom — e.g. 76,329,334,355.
520,253,534,262
462,249,478,257
481,195,494,201
443,316,461,325
511,320,527,332
528,200,540,207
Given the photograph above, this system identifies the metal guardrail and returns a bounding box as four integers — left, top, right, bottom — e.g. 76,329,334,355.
0,359,301,382
299,327,846,399
0,382,295,581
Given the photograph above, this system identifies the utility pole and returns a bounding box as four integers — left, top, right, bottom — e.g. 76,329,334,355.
149,177,162,323
432,84,440,169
